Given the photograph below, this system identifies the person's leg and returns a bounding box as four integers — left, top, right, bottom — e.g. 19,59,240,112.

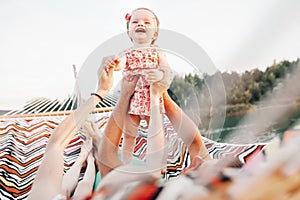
72,153,96,199
28,144,65,200
62,138,93,197
122,114,140,164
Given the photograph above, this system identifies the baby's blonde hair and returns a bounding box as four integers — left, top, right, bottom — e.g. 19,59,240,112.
126,8,160,44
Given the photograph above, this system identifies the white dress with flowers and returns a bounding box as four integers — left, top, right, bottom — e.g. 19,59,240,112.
123,47,164,116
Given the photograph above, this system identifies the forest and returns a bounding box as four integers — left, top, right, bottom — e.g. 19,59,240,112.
168,59,300,115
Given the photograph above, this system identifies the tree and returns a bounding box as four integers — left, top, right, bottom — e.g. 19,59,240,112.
249,82,261,103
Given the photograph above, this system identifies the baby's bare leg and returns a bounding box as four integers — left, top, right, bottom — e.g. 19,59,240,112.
122,114,140,164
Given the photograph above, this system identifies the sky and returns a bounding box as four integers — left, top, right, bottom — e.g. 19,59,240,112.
1,0,300,110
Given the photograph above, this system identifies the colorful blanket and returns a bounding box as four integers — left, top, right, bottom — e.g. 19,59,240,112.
0,113,266,199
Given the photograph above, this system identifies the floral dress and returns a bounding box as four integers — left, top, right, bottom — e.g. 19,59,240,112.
123,47,164,116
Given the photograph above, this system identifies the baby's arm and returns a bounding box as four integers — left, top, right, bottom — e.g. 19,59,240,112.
158,49,170,68
158,49,173,82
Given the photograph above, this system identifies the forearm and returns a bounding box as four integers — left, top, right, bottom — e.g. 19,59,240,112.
29,92,105,200
98,93,131,177
48,92,105,148
163,92,210,160
146,93,165,172
189,135,210,160
148,95,165,149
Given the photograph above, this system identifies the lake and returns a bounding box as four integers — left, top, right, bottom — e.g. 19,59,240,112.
199,103,300,144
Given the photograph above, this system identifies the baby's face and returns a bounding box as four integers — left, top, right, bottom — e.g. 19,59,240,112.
128,9,157,45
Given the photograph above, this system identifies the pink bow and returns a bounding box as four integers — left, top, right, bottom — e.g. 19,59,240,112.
125,13,131,21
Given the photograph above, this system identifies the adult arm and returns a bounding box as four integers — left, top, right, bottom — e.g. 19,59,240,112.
163,92,211,161
95,73,169,192
28,56,117,200
97,76,138,177
145,78,169,173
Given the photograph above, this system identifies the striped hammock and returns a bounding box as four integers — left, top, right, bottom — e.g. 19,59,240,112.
0,110,267,200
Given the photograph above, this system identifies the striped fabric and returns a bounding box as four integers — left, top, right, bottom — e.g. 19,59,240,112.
0,113,267,199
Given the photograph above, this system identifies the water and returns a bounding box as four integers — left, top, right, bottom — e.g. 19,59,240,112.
201,103,300,143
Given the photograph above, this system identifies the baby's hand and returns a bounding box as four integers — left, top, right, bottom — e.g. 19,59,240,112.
113,59,122,71
102,56,120,72
144,69,163,84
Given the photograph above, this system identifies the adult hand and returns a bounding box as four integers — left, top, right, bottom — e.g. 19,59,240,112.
96,56,118,96
119,75,138,100
158,65,174,88
144,69,164,84
181,155,205,175
182,156,219,179
150,66,173,96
